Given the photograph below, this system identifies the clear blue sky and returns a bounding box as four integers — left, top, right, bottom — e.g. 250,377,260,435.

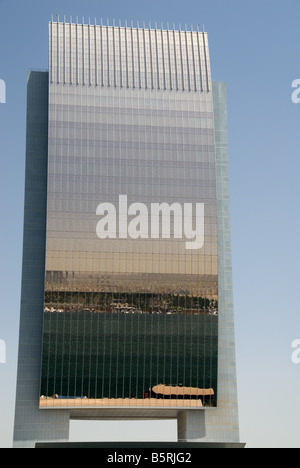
0,0,299,448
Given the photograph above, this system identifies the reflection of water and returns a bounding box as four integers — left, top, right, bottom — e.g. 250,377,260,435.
44,306,218,316
41,311,218,406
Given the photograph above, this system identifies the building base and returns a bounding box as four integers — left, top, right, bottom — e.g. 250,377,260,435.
36,441,245,449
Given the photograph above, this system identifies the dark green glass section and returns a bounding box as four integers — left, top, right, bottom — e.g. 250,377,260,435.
41,312,218,406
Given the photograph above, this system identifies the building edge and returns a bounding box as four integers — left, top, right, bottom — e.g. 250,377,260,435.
13,70,70,448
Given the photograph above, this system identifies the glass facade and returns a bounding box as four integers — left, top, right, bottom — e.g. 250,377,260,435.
40,22,218,409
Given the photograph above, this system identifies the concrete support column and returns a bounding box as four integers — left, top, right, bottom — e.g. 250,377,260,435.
177,411,206,442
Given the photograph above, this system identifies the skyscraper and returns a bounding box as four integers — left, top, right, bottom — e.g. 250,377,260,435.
13,19,242,448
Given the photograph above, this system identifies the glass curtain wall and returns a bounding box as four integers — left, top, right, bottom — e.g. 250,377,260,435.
40,22,218,408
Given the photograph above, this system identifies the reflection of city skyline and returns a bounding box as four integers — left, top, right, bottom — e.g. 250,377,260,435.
44,294,218,316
